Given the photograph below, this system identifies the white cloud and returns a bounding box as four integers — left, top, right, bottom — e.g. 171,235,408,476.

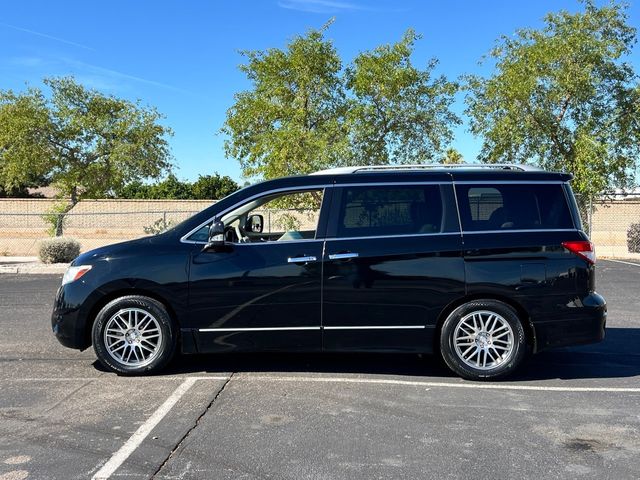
7,54,191,95
0,22,95,51
277,0,366,13
63,59,191,94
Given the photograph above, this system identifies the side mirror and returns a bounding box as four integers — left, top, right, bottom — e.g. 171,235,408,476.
246,214,264,233
204,220,225,250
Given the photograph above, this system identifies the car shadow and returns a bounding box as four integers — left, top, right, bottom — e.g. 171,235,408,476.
515,326,640,381
94,327,640,381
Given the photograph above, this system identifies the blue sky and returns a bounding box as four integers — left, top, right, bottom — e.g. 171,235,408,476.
1,0,639,182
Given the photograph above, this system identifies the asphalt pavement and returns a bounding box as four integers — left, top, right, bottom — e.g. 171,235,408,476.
0,259,639,479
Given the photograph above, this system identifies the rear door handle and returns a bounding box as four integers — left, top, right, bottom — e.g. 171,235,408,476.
287,256,317,263
328,252,359,260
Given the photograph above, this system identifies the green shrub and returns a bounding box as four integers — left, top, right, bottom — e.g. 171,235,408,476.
628,223,640,253
143,217,174,235
38,237,81,264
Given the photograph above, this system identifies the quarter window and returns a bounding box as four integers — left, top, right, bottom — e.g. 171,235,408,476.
456,183,574,231
336,185,444,238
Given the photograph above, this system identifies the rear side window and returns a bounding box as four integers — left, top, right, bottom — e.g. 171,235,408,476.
336,185,445,238
456,183,574,231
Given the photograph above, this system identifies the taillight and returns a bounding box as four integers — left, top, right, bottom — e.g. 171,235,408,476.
562,240,596,265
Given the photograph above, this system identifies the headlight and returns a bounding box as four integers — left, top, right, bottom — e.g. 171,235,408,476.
62,265,92,286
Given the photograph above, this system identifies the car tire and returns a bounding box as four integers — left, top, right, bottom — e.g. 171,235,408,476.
92,295,177,375
440,300,526,381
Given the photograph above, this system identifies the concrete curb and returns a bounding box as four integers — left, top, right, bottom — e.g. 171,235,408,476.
0,263,69,275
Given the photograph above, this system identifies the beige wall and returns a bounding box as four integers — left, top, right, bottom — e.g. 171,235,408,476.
1,198,640,259
590,201,640,259
0,198,215,255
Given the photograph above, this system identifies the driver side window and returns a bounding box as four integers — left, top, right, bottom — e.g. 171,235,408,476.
188,188,324,244
251,189,323,242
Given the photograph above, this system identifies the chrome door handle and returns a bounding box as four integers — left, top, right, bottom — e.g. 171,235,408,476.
328,252,359,260
287,256,317,263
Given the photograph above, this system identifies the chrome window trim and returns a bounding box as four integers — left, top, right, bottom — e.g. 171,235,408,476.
180,184,332,244
336,181,448,187
454,180,566,185
326,229,577,240
462,228,577,234
326,232,460,242
185,238,325,246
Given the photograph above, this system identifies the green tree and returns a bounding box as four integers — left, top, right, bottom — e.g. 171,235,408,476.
117,173,239,200
465,1,640,198
118,174,190,199
223,25,460,179
0,87,53,194
441,147,464,164
0,77,173,208
190,174,239,199
346,29,460,165
222,20,348,179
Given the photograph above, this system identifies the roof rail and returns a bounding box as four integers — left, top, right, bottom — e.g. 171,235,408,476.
310,164,544,175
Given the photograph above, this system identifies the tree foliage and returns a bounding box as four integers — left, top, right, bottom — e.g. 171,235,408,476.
223,21,348,179
0,77,173,205
465,0,640,198
223,24,460,179
441,147,464,164
346,29,459,165
0,87,52,194
117,173,239,200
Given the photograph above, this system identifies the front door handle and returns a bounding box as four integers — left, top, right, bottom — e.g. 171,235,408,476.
328,252,359,260
287,256,317,263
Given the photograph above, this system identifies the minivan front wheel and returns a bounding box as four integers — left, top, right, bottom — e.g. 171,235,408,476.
92,296,177,375
440,300,526,380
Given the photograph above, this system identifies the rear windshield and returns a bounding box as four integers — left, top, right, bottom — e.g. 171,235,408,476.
455,183,574,232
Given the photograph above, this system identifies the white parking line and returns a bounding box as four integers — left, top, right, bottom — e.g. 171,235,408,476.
5,374,639,393
602,258,640,267
92,377,200,480
10,372,635,479
245,375,640,393
1,376,230,382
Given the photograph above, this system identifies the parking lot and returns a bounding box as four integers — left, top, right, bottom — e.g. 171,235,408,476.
0,259,638,480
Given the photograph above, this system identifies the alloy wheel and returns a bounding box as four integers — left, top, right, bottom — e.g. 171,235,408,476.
452,310,515,370
103,308,163,367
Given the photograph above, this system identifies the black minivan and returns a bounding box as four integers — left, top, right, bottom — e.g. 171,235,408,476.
52,165,606,380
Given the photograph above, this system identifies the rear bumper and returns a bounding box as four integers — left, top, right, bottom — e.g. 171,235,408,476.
533,292,606,352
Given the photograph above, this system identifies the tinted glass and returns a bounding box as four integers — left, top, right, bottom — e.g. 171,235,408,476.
189,224,210,242
336,185,444,238
456,183,574,231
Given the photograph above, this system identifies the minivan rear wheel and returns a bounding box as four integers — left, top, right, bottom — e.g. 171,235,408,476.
92,295,177,375
440,300,526,380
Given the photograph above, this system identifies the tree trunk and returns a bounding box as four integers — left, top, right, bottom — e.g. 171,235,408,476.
70,186,78,207
55,186,78,237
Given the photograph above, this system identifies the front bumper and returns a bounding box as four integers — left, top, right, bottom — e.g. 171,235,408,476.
51,285,91,350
